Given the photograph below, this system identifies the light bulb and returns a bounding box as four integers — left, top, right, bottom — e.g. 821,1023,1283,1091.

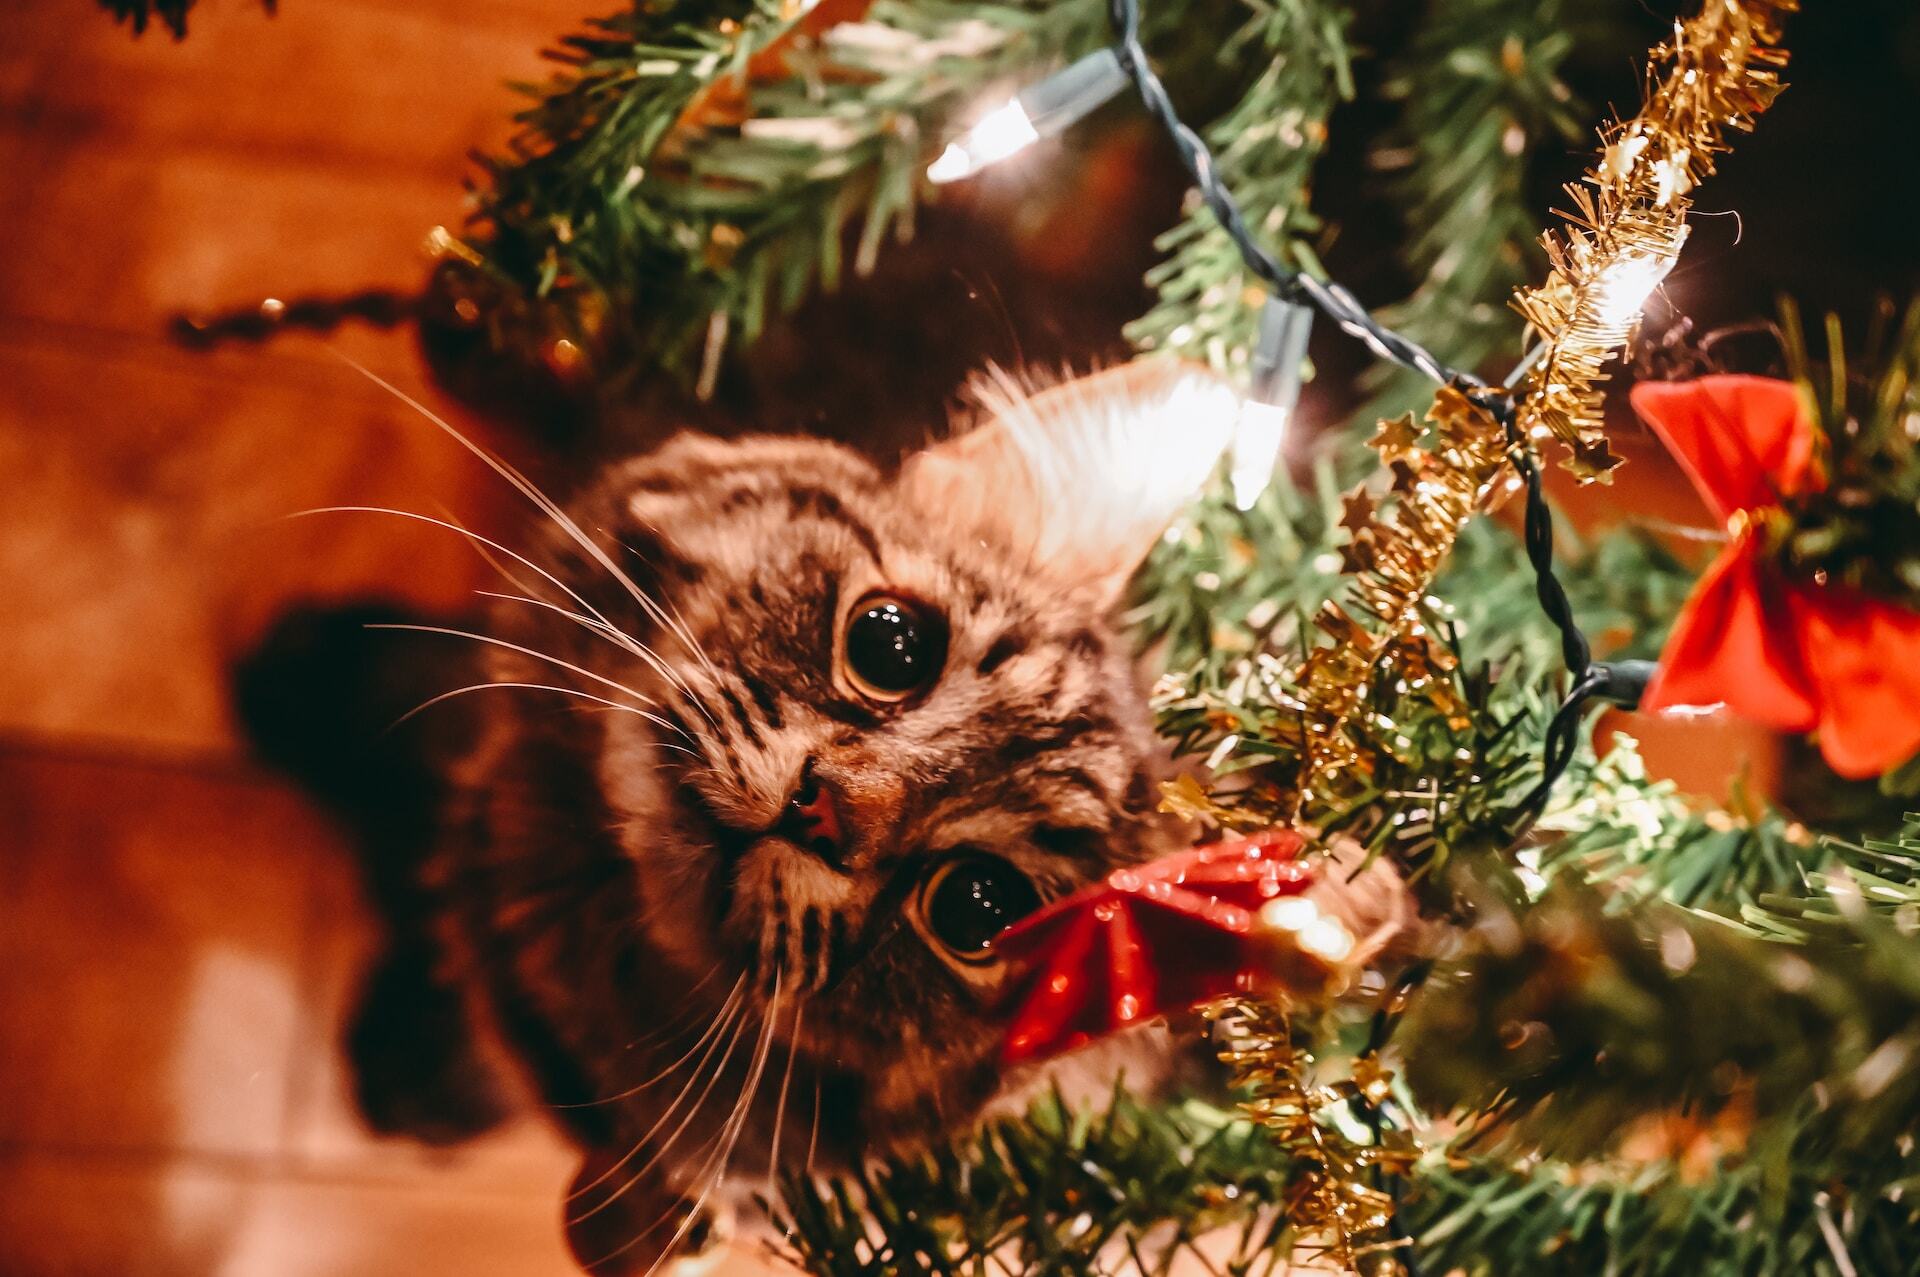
926,49,1128,185
1230,401,1291,511
1228,296,1314,509
1590,251,1674,329
927,101,1040,183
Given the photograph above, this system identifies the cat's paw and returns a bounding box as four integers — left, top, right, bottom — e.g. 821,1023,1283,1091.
346,945,509,1146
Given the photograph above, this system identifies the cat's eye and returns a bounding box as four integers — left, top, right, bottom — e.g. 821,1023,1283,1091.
919,853,1041,963
841,593,947,704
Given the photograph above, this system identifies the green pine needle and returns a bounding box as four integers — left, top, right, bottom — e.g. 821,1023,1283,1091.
98,0,276,38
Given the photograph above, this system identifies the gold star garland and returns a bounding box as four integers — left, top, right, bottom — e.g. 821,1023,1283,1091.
1288,385,1513,822
1228,7,1797,1265
1203,997,1415,1275
1514,0,1795,481
1283,0,1795,821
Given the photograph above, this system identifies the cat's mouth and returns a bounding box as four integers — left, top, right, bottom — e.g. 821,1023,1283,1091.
672,777,811,922
673,765,847,878
670,774,877,1001
675,771,764,902
674,778,766,869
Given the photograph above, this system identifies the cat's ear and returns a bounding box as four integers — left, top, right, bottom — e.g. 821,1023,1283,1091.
901,362,1238,602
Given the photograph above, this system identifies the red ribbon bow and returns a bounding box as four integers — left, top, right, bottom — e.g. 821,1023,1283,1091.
1634,374,1920,778
994,830,1313,1065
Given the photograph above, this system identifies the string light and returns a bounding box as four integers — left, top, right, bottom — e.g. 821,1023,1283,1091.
1229,296,1314,509
920,1,1787,1260
1589,250,1676,330
927,49,1128,184
928,0,1781,845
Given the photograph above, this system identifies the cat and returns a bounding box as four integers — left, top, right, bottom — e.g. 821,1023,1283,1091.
264,361,1241,1275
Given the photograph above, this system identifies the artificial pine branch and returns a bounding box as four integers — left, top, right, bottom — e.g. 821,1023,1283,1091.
1405,1127,1920,1277
1126,0,1351,368
1386,838,1920,1275
1402,869,1920,1161
1362,0,1589,412
1535,767,1820,912
1134,467,1696,869
773,1088,1305,1277
1772,296,1920,612
466,0,1115,383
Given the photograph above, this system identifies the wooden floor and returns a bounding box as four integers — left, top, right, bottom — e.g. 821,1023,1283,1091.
0,3,1778,1275
0,3,639,1273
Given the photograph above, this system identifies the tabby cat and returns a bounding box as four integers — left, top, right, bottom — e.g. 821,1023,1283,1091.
347,362,1239,1274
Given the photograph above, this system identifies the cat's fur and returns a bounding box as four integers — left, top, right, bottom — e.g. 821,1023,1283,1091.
336,363,1238,1273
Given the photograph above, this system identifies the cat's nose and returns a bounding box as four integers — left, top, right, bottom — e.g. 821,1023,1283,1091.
783,760,847,866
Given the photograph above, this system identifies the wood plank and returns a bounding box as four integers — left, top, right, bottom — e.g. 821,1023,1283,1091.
0,0,566,174
0,330,518,753
0,746,326,1156
0,1150,583,1277
0,0,569,351
0,128,471,352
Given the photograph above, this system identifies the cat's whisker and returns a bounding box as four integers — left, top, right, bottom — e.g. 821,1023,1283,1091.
295,504,708,712
567,992,755,1217
392,681,697,750
486,588,704,703
764,997,805,1203
564,973,747,1108
330,354,715,685
670,708,732,777
659,593,724,690
474,589,713,723
806,1074,823,1177
608,973,784,1277
289,506,619,640
367,623,661,711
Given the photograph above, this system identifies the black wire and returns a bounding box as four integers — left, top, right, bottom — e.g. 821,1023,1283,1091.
1356,966,1430,1277
1106,0,1480,393
1507,665,1608,840
1096,13,1675,1265
1502,429,1592,680
1103,0,1640,838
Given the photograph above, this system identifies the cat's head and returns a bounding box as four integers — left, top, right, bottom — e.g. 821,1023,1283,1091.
541,363,1237,1138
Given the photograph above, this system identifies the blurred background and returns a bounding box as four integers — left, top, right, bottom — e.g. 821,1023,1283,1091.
1,1,1917,1274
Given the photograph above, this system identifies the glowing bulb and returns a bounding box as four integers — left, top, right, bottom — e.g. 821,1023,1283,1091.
926,50,1128,185
927,100,1040,184
1297,918,1356,963
1258,896,1319,932
1228,296,1315,509
1591,252,1673,328
1230,400,1291,510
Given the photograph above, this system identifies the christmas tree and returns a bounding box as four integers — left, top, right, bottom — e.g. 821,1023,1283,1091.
121,0,1920,1271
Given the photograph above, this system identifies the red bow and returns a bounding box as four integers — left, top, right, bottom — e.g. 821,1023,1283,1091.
995,830,1315,1065
1634,374,1920,779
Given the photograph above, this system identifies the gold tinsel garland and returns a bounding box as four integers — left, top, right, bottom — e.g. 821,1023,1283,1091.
1204,997,1414,1274
1287,386,1511,821
1513,0,1795,481
1225,3,1796,1270
1286,0,1796,821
